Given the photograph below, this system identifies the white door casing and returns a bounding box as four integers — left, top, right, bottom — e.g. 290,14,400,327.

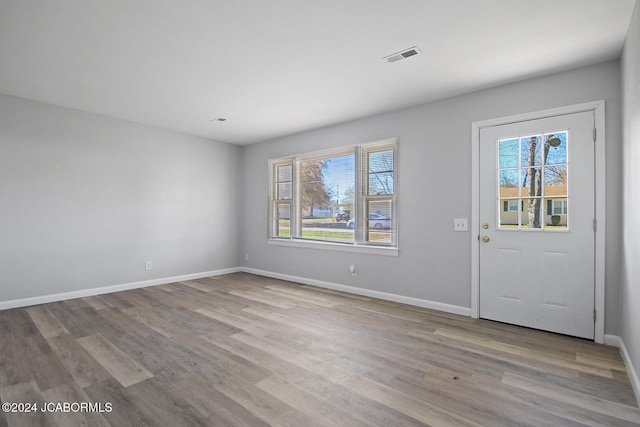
471,101,606,342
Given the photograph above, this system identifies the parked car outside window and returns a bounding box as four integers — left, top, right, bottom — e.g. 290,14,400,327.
347,213,391,229
335,210,351,222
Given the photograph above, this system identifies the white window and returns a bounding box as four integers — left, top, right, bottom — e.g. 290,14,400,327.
269,138,397,252
552,200,568,215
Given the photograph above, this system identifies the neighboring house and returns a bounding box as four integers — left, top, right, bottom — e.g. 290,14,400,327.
499,185,568,226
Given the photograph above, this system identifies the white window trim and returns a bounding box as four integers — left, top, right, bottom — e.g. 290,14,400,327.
268,238,399,256
552,200,568,215
506,200,519,212
268,137,398,255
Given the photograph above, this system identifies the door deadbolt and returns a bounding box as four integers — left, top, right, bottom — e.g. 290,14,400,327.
482,223,489,229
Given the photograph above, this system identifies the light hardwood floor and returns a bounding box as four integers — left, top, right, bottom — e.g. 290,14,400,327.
0,272,638,426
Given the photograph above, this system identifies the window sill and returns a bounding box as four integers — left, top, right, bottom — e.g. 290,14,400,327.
268,238,399,256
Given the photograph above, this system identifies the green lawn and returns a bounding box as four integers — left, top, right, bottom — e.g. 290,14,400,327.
276,226,354,240
301,230,354,241
277,218,392,242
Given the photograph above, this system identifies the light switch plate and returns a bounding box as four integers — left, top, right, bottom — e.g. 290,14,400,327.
454,218,468,231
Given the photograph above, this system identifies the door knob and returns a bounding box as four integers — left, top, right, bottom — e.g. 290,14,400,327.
482,235,490,243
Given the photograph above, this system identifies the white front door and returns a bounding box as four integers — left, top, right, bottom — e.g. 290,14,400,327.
479,111,595,339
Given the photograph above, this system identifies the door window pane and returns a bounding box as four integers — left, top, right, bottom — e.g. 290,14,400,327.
544,165,567,196
499,170,519,195
544,198,568,229
545,132,567,165
499,199,520,228
498,130,569,231
522,198,543,229
499,138,519,168
522,167,542,197
521,135,542,166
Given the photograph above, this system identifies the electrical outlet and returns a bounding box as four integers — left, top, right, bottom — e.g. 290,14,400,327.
244,253,249,261
349,264,357,276
454,218,468,232
145,261,153,271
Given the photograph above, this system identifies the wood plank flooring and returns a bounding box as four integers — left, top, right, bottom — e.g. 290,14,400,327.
0,272,638,426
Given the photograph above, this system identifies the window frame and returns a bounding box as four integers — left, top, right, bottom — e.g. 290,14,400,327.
268,138,398,256
504,200,519,212
272,162,293,238
551,199,568,215
496,131,569,231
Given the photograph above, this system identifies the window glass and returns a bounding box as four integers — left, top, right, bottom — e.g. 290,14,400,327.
545,133,567,165
499,170,519,192
520,135,542,166
497,131,569,230
276,164,292,200
276,203,291,237
368,150,394,195
498,138,519,168
300,155,355,242
544,165,567,195
522,198,543,229
269,139,397,248
367,200,392,243
545,198,568,229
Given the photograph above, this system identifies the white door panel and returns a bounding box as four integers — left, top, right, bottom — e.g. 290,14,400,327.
479,111,595,339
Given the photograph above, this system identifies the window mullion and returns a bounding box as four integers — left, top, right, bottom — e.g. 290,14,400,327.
270,159,293,239
291,157,300,239
355,146,365,244
361,141,396,246
269,163,275,238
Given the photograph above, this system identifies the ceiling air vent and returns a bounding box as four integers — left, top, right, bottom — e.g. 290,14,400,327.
384,46,421,63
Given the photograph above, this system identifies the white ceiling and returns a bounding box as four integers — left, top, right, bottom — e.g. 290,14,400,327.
0,1,636,145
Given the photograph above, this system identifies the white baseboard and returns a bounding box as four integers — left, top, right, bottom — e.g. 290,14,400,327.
0,267,241,311
0,266,471,317
4,266,633,405
605,334,640,406
241,267,472,317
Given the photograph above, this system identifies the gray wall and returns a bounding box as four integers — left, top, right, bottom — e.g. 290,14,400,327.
621,0,640,394
0,94,242,302
242,61,622,332
0,58,627,344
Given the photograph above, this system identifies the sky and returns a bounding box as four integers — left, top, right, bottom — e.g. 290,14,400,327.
322,154,355,204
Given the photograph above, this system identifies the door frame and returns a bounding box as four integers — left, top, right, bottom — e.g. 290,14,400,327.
470,101,606,343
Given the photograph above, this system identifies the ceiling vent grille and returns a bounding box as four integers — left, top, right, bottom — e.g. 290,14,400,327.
384,46,421,63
